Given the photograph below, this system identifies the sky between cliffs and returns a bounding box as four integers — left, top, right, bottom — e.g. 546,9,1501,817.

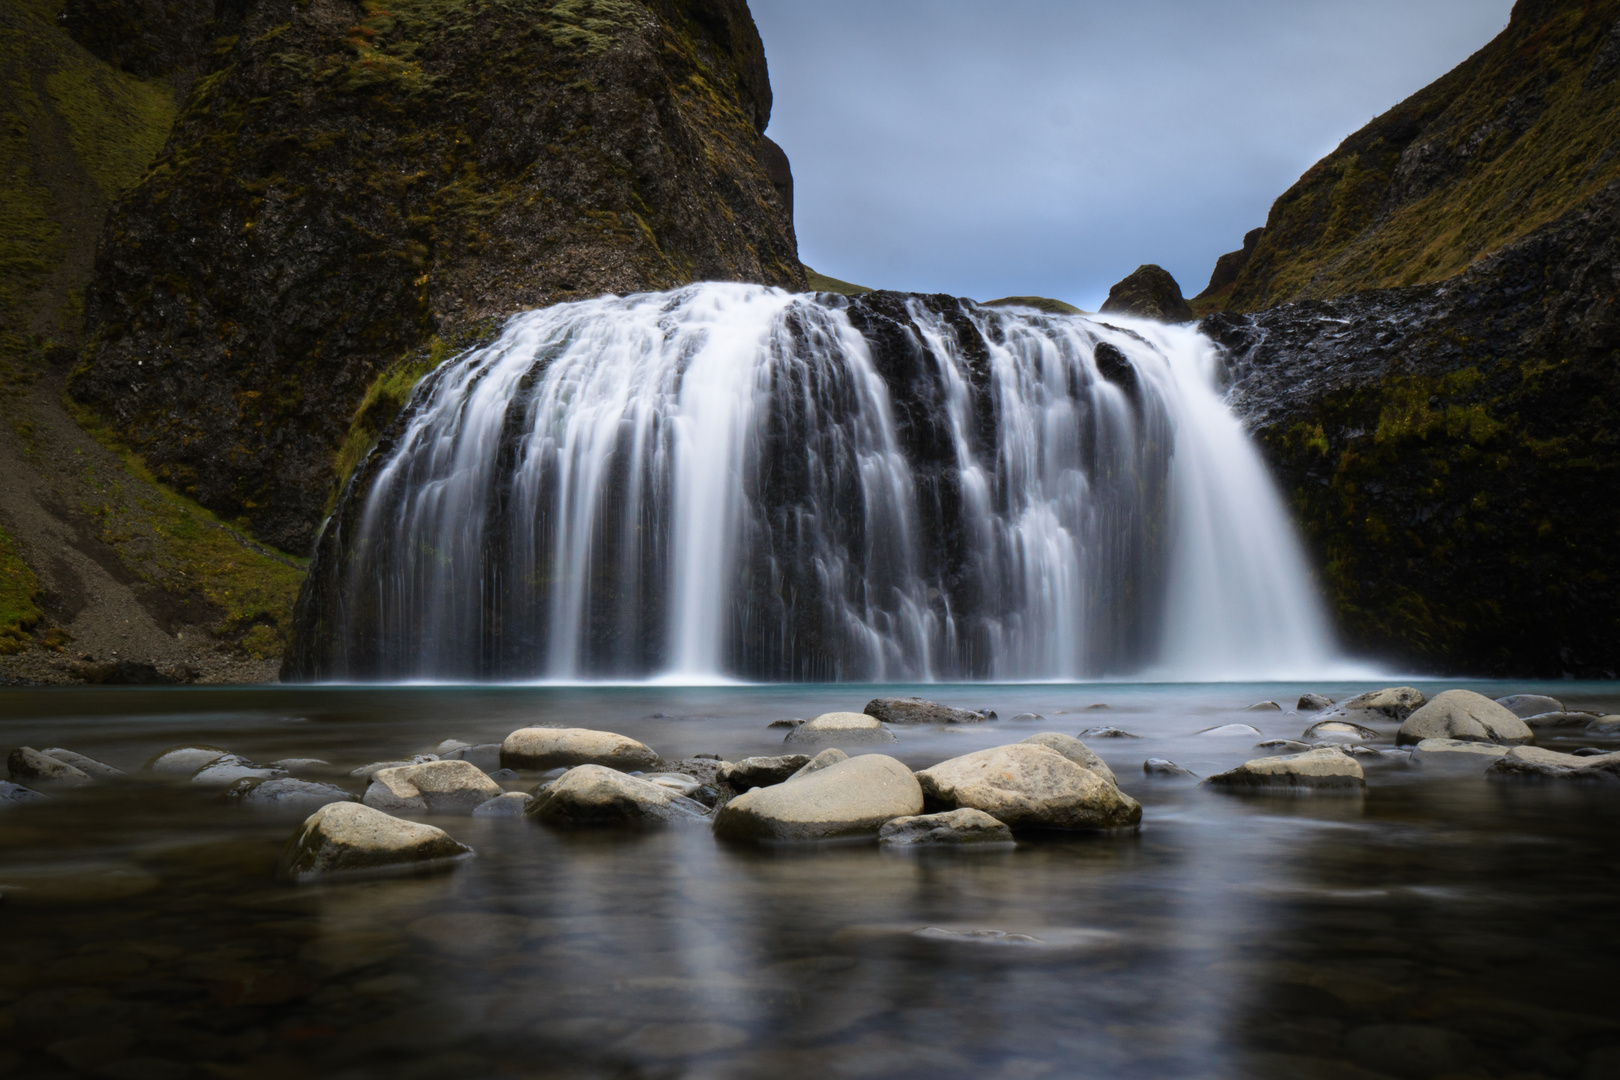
751,0,1515,311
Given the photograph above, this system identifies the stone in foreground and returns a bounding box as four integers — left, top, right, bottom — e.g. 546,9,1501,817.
783,712,897,746
915,744,1141,831
1203,747,1364,792
8,747,92,787
528,765,709,827
500,727,662,772
713,754,923,843
0,780,48,807
1397,690,1533,747
227,777,358,809
863,697,986,725
1019,732,1117,786
364,760,502,815
879,809,1013,846
1486,746,1620,781
716,754,812,791
277,802,473,881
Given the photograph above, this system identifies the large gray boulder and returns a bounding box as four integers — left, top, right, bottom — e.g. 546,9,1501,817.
8,747,92,787
38,749,123,779
1495,694,1563,718
783,712,897,747
226,777,358,810
499,727,662,772
879,809,1013,846
276,802,473,881
0,780,48,807
527,765,709,827
863,697,986,725
915,744,1141,830
1018,732,1116,786
1203,747,1365,792
363,760,502,815
713,754,923,842
1397,690,1533,746
1334,687,1426,723
716,755,811,791
1486,746,1620,781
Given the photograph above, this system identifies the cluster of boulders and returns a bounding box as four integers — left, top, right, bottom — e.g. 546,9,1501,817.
6,689,1614,881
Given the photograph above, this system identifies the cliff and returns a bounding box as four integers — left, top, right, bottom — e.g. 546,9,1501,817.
1201,0,1620,676
69,0,803,554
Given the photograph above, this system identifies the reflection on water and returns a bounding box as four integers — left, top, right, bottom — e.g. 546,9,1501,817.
1,681,1618,1079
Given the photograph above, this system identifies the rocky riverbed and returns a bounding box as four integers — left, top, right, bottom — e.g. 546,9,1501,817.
2,680,1618,1079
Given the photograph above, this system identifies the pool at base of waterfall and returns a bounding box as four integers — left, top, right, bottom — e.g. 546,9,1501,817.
2,679,1617,1080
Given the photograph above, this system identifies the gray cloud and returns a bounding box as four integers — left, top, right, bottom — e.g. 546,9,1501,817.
751,0,1513,309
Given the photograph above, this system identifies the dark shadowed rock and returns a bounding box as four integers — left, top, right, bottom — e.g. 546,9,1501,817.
1143,758,1195,778
226,777,357,810
716,755,812,792
9,747,92,787
1297,693,1335,712
879,809,1013,847
0,781,49,807
1098,265,1195,322
863,697,986,725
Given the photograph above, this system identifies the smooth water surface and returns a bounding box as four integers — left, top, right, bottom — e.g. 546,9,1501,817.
3,681,1619,1080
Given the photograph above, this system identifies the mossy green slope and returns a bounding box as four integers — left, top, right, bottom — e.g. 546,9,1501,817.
1200,0,1620,312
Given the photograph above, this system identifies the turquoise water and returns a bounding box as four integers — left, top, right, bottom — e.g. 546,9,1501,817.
2,680,1618,1079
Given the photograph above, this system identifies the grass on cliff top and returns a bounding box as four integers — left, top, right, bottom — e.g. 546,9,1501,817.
805,268,874,295
984,296,1086,315
0,527,43,655
70,400,307,659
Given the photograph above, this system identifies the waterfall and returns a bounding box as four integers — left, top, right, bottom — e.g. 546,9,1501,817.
288,282,1342,682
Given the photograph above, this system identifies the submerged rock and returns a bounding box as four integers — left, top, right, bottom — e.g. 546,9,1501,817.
1245,701,1282,711
1486,746,1620,781
1302,719,1380,744
1297,693,1335,712
191,758,287,786
713,754,922,843
1203,747,1364,792
146,746,232,776
0,780,48,807
270,758,333,777
363,760,502,815
915,744,1141,831
8,747,92,787
1410,738,1510,768
879,809,1013,846
1143,758,1195,778
1018,732,1116,786
1397,690,1533,747
472,792,532,818
1255,739,1313,752
1521,711,1601,729
1496,694,1564,718
1335,687,1426,723
783,712,897,746
38,749,123,780
348,756,434,780
227,777,358,810
1079,727,1141,739
1587,715,1620,735
1195,723,1263,737
862,697,986,725
438,743,502,772
716,755,812,791
1008,713,1044,722
500,728,662,772
528,765,709,827
277,802,472,882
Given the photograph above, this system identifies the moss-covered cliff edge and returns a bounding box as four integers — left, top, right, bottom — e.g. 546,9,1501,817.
69,0,802,554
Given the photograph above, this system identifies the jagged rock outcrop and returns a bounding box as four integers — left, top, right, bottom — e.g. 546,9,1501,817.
70,0,803,552
1098,264,1194,322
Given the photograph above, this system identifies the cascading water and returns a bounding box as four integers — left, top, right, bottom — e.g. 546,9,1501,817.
287,282,1342,682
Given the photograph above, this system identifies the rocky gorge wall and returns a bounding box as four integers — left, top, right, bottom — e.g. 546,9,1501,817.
69,0,803,554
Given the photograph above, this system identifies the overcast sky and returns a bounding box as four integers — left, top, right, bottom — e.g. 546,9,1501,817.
750,0,1515,310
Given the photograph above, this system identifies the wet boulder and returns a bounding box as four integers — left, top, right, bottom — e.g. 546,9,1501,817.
1486,746,1620,781
716,754,812,791
147,746,233,776
1335,687,1425,723
191,758,287,786
1195,723,1263,737
0,780,48,807
1302,719,1380,744
363,760,502,815
713,754,923,842
1520,711,1601,729
1397,690,1533,746
1203,747,1364,792
270,758,334,777
277,802,473,882
1256,739,1313,752
1245,701,1282,711
879,809,1013,846
1079,727,1141,739
349,755,436,780
437,743,503,772
1019,732,1116,786
226,777,358,810
8,747,92,787
528,765,710,827
472,792,532,817
783,712,897,747
787,748,849,779
1297,693,1335,712
1143,758,1195,778
863,697,986,725
1410,738,1510,769
38,749,123,780
915,744,1141,831
500,728,662,772
1588,715,1620,735
1495,694,1563,718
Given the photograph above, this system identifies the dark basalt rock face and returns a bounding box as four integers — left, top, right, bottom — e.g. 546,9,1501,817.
1211,179,1620,677
70,0,802,553
1098,264,1194,323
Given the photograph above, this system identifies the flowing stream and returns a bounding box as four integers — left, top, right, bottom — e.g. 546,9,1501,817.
290,283,1340,681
